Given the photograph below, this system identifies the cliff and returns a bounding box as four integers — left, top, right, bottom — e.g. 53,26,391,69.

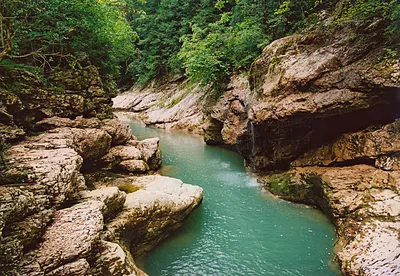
0,67,203,275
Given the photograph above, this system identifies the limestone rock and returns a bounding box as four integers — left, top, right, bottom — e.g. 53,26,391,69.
236,30,400,170
135,138,162,170
337,221,400,276
375,154,400,171
47,259,92,276
71,128,112,160
37,116,102,130
34,201,104,273
119,160,149,173
262,164,400,276
292,119,400,167
107,145,142,161
203,75,250,146
0,66,114,141
92,241,147,276
80,187,126,220
105,175,203,256
102,118,134,146
101,138,162,173
113,80,205,134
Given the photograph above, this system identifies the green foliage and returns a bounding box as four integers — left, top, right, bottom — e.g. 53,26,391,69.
1,0,137,78
383,47,397,59
126,0,322,95
127,0,202,85
334,0,400,37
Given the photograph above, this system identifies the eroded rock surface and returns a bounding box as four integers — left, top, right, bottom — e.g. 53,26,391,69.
260,120,400,276
0,116,172,275
104,175,203,256
113,80,205,134
231,28,399,170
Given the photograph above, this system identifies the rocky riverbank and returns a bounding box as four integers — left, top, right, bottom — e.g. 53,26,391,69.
113,78,205,135
0,66,203,275
115,23,399,275
0,115,203,276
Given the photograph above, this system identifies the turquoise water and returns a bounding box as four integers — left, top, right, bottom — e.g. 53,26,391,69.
127,119,340,276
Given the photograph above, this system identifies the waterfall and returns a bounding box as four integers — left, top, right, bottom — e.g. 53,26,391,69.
249,120,256,170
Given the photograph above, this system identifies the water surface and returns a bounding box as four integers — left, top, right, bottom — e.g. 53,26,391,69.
126,119,339,276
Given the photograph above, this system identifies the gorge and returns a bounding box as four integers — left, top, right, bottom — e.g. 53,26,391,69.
0,0,399,275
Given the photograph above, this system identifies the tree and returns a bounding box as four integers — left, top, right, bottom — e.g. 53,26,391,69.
1,0,137,78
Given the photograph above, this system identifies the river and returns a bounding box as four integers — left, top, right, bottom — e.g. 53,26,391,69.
125,119,340,276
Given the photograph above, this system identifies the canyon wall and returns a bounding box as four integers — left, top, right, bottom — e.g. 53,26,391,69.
116,22,399,275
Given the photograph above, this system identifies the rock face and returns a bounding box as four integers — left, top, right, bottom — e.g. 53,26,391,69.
203,75,250,146
113,79,205,134
259,118,400,275
0,116,201,276
0,66,116,142
243,29,399,170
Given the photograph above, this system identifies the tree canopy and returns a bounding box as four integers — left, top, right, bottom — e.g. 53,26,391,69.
1,0,136,78
1,0,398,92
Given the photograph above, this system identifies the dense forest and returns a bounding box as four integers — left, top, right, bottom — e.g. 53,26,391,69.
1,0,399,93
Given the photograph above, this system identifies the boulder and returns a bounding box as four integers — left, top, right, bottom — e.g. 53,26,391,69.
104,175,203,256
119,160,149,173
135,138,162,170
71,128,112,160
102,118,134,146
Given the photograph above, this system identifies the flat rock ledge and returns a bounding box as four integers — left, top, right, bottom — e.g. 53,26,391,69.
0,116,203,276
